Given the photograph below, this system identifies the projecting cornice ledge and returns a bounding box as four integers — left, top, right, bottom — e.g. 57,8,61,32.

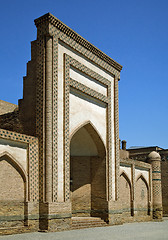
34,13,123,72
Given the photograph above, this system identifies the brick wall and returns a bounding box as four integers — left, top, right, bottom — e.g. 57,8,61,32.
71,156,91,216
0,158,25,201
0,100,17,115
161,160,168,216
91,156,107,219
119,159,152,221
70,156,107,219
0,156,25,227
135,177,148,216
119,174,131,216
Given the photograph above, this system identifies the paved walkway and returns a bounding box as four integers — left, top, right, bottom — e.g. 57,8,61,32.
0,219,168,240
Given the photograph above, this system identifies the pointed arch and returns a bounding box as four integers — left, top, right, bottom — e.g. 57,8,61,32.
0,151,27,183
70,120,92,141
135,173,150,216
119,170,133,216
70,120,107,219
120,171,132,188
136,174,149,190
0,150,27,226
70,120,106,158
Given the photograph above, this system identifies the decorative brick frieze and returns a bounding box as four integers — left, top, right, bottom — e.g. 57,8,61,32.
52,37,58,202
70,79,108,103
114,77,119,200
34,13,122,72
35,35,45,202
66,54,111,86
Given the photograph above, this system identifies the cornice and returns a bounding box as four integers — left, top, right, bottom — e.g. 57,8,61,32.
34,13,122,72
120,158,151,169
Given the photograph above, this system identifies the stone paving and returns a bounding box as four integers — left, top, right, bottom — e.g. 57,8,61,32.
0,218,168,240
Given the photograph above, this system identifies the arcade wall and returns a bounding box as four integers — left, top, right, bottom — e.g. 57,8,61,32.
0,129,39,232
118,158,152,222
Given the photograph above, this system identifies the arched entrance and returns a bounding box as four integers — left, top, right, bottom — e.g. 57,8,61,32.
70,122,107,220
0,152,27,227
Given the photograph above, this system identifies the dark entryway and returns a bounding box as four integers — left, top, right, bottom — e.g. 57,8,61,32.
70,123,108,220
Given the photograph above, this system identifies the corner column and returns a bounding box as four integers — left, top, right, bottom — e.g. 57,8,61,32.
148,151,162,219
114,76,120,200
45,35,53,203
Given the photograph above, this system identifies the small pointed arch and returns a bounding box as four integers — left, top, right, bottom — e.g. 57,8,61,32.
135,173,150,215
120,171,132,188
136,174,149,190
70,120,106,158
119,170,133,216
0,151,27,183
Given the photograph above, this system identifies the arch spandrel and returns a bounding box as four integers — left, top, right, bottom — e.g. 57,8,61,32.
69,90,107,147
136,174,149,190
0,151,27,183
120,171,132,188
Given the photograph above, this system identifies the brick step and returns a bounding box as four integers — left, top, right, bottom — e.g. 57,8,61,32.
0,226,31,236
71,217,108,229
72,220,107,225
72,221,107,226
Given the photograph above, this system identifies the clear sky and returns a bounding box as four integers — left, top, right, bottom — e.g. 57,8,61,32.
0,0,168,149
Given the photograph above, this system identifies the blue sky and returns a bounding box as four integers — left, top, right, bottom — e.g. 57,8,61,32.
0,0,168,148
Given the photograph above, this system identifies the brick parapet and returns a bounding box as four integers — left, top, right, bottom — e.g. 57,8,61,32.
34,13,122,72
120,158,151,169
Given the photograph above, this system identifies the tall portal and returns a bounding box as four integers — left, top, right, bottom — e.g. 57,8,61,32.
19,13,122,230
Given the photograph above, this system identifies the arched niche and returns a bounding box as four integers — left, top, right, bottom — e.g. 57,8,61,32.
0,152,27,227
70,122,107,220
119,171,132,216
135,174,149,216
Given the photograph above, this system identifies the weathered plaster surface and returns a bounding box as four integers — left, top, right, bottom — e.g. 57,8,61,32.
69,90,107,144
70,127,98,156
0,139,27,171
70,67,107,96
135,168,149,184
120,165,132,182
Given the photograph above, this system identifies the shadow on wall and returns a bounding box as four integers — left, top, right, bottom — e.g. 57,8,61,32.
0,152,27,227
70,122,108,221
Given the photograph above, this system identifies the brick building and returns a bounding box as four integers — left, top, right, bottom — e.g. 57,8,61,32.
0,13,163,234
128,145,168,216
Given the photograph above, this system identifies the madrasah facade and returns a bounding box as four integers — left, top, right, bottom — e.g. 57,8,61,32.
0,13,162,234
